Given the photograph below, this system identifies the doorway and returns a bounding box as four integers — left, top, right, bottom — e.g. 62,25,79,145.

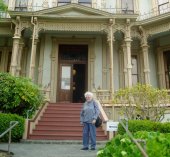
58,44,88,103
164,51,170,89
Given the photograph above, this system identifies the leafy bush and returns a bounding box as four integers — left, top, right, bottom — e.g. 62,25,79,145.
113,84,170,121
0,113,25,142
118,120,170,135
97,131,170,157
0,72,44,118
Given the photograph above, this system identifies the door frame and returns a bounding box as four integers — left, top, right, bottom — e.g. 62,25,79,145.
50,37,95,103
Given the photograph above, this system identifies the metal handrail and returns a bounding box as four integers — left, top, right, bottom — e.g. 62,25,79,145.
119,119,148,157
0,121,19,154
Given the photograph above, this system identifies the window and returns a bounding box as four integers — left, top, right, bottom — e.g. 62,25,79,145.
7,52,12,72
121,0,134,14
78,0,92,7
0,51,2,71
157,0,169,14
15,0,28,11
58,0,71,6
131,55,138,86
164,51,170,89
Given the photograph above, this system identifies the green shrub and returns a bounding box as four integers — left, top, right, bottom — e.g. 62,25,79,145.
118,120,170,135
0,72,44,118
113,84,170,121
97,131,170,157
0,113,25,142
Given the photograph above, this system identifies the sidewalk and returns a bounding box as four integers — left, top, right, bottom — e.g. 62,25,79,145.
0,142,105,157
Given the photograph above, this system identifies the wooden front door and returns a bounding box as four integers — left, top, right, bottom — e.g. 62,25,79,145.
58,64,73,102
58,44,88,103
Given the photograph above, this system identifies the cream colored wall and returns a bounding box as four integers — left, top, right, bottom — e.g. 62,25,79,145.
42,35,52,88
138,0,152,14
105,0,116,8
94,36,103,89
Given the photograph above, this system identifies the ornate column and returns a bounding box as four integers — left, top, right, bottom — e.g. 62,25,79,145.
38,37,45,86
16,39,24,76
122,42,128,87
29,39,39,81
29,17,38,81
10,16,21,76
139,26,150,84
124,19,132,87
50,37,58,103
107,19,115,98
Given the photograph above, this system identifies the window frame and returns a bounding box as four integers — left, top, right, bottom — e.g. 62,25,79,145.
121,0,134,14
131,55,139,86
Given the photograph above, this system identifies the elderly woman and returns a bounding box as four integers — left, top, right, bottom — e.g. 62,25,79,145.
80,91,100,150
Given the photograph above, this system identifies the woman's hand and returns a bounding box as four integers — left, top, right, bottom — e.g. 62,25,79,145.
92,119,96,124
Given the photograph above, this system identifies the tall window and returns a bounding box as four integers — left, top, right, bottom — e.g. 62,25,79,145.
78,0,92,7
15,0,28,11
131,55,138,86
157,0,169,14
121,0,134,14
58,0,71,6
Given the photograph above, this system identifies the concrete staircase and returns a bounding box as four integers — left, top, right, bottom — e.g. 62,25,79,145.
28,103,108,141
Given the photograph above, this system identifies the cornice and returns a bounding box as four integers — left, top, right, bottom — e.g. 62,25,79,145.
136,12,170,27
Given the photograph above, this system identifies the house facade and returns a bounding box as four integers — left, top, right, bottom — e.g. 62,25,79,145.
0,0,170,103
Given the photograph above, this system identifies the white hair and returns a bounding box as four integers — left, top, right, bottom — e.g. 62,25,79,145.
84,91,93,98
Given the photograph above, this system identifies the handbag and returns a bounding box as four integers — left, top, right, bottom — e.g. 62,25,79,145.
93,101,102,128
95,116,102,128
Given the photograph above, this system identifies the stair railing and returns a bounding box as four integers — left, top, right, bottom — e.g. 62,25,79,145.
26,102,48,138
0,121,19,154
119,119,148,157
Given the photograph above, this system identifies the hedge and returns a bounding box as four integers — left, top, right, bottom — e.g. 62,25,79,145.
0,113,25,142
118,120,170,135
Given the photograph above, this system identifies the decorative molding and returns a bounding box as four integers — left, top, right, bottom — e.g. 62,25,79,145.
21,21,32,31
145,22,170,36
131,27,141,39
38,22,104,32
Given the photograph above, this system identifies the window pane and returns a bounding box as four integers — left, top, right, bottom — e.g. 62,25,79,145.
132,75,138,86
58,0,71,2
132,57,138,74
15,0,27,7
131,55,138,86
122,0,134,10
61,66,71,90
79,0,91,3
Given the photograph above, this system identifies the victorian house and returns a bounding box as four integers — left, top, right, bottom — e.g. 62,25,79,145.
0,0,170,140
